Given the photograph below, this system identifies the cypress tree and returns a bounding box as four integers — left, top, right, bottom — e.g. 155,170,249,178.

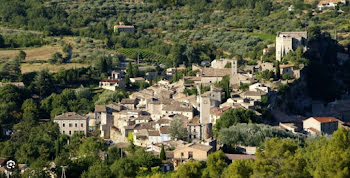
160,144,166,161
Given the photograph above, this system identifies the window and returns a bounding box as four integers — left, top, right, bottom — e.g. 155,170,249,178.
75,123,77,127
69,123,72,127
69,131,71,135
188,151,193,159
81,123,84,127
63,123,65,127
181,152,184,157
63,131,65,134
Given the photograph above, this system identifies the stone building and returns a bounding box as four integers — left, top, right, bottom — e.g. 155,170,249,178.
199,59,237,85
54,112,88,136
99,79,125,91
114,22,135,33
211,58,236,69
303,117,339,135
276,32,307,61
173,143,214,166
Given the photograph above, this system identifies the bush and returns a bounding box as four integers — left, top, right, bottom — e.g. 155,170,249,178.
282,73,294,80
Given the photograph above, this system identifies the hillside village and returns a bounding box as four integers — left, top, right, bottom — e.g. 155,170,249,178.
50,30,350,170
1,0,350,177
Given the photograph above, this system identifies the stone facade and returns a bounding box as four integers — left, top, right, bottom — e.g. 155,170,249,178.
303,117,339,135
54,112,88,136
276,32,307,61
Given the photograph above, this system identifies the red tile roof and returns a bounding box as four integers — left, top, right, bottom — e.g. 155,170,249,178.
101,79,120,83
311,117,339,123
160,126,169,134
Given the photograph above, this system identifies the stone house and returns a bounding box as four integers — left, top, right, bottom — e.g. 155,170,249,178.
187,117,213,141
147,98,173,120
249,83,270,93
111,70,124,79
54,112,88,136
199,68,233,85
260,62,275,71
94,104,121,139
280,64,295,77
161,102,194,120
160,126,171,142
173,143,214,167
148,130,162,144
317,0,347,10
240,90,267,101
121,98,138,110
209,107,230,124
303,117,339,135
210,59,236,69
130,77,146,83
276,32,307,61
114,22,135,33
130,89,155,109
99,79,125,91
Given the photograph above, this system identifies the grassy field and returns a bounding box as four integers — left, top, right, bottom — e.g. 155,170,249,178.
249,33,275,42
21,63,89,73
0,45,62,61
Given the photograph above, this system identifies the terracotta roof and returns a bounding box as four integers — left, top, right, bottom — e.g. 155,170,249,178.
135,115,152,121
189,143,213,152
134,122,156,130
201,68,232,77
54,112,87,120
310,117,339,123
225,154,256,160
169,114,189,121
210,107,230,116
101,79,121,83
95,105,107,112
130,77,145,81
184,76,201,81
160,126,169,134
189,117,200,125
148,130,160,136
163,102,193,112
121,98,137,104
157,119,170,124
